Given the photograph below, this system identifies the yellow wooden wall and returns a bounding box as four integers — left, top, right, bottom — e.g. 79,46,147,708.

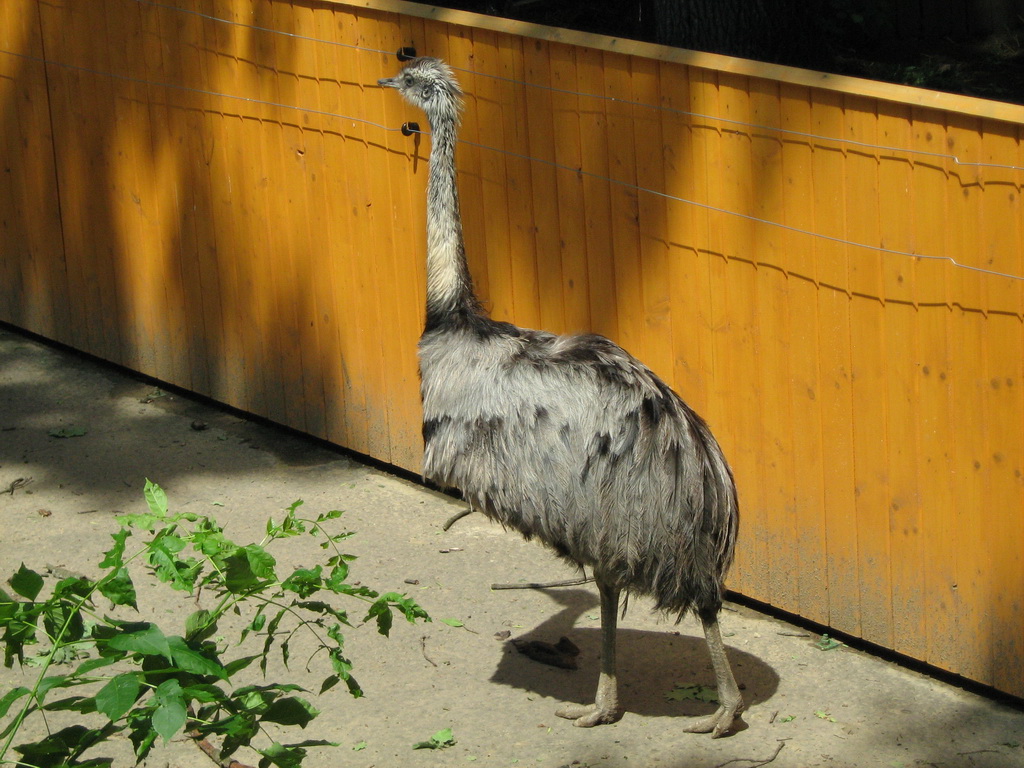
2,0,1023,697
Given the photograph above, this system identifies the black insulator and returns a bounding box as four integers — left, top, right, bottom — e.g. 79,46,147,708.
397,47,417,62
401,122,420,136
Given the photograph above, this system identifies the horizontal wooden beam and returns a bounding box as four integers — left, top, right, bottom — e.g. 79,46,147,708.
340,0,1024,126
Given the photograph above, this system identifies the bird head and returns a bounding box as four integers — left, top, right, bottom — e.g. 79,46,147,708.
378,57,463,120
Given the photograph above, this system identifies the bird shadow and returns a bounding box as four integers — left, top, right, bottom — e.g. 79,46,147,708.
488,589,779,723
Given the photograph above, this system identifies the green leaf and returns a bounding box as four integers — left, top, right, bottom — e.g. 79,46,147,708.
325,561,349,589
413,727,456,750
294,600,349,626
185,609,218,643
441,618,464,628
96,673,142,721
0,586,17,620
126,709,159,760
260,697,319,728
352,740,367,751
35,674,72,702
98,567,137,608
0,685,30,718
48,425,87,438
223,551,263,594
146,532,199,592
99,528,132,570
107,623,171,660
218,711,259,758
167,636,228,679
116,511,161,531
73,655,121,676
10,563,44,600
152,679,187,741
281,567,323,598
257,741,307,768
182,682,227,704
223,654,260,677
381,592,430,624
245,545,277,580
143,479,169,518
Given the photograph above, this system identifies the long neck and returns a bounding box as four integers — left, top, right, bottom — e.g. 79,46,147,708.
424,107,482,329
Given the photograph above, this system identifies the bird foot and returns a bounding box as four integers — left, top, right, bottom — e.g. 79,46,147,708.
555,703,623,728
682,700,743,738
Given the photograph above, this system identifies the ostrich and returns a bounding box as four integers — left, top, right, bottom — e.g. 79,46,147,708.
379,58,743,735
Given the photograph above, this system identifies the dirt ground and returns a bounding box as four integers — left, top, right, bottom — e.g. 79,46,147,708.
1,324,1023,768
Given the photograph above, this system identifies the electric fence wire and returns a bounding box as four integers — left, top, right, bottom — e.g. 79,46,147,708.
134,0,1024,174
1,37,1022,283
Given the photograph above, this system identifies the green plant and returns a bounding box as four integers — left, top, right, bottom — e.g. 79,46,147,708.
412,727,455,750
0,481,429,767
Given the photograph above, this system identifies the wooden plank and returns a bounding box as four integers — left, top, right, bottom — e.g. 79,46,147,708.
748,77,798,612
908,105,958,672
944,115,993,685
209,0,274,417
978,123,1024,697
876,103,926,661
707,70,766,598
810,90,860,636
311,2,364,450
464,29,515,323
602,52,644,360
727,71,768,601
342,5,401,461
495,32,543,332
157,0,220,399
631,57,673,386
268,0,325,439
778,81,828,624
132,0,193,389
575,45,617,342
521,37,566,334
661,63,713,417
843,94,893,649
242,0,301,430
176,0,228,402
374,10,426,470
0,0,69,340
43,0,125,362
0,2,26,326
198,0,257,414
548,42,591,334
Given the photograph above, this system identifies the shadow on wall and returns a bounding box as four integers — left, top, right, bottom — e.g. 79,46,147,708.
0,0,428,469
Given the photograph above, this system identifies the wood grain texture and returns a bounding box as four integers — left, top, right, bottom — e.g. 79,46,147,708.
2,0,1022,696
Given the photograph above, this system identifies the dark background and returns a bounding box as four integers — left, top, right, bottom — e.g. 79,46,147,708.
418,0,1024,104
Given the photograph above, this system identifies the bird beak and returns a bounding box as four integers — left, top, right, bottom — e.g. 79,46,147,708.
378,76,398,88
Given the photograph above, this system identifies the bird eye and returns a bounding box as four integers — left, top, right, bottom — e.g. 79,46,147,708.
403,75,413,86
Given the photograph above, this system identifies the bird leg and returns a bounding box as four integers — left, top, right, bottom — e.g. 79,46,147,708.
683,610,743,738
555,579,624,727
